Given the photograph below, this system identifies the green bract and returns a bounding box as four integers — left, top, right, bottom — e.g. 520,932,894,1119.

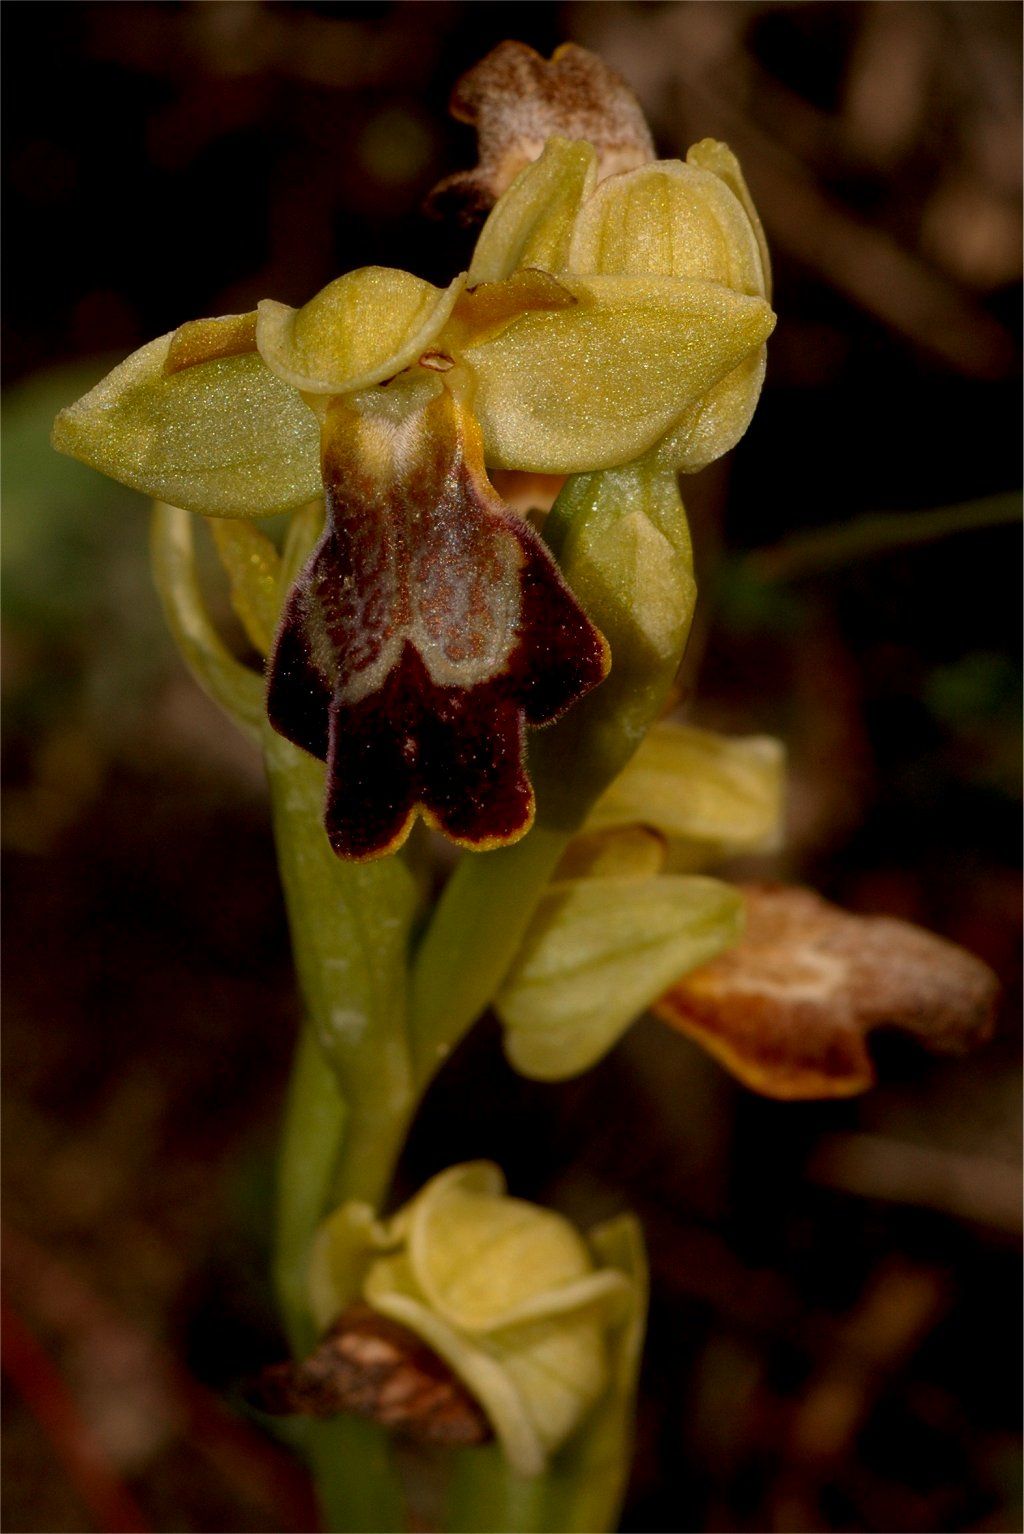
308,1164,636,1478
52,136,773,514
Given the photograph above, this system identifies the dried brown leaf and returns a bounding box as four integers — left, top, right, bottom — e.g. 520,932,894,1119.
250,1303,492,1447
426,41,654,222
653,885,999,1099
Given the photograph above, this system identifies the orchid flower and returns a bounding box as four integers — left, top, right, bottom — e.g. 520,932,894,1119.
52,42,775,859
305,1162,644,1480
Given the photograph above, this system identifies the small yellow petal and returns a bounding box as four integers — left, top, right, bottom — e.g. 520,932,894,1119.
468,136,597,284
165,311,258,373
556,825,667,882
207,517,282,657
256,267,466,394
450,268,577,348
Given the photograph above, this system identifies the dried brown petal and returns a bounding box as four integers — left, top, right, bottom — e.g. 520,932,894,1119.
250,1303,492,1447
653,885,999,1099
426,41,655,223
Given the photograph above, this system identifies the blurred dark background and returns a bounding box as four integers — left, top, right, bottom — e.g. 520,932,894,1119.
2,4,1021,1531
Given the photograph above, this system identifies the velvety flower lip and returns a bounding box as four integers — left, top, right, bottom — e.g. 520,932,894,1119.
266,382,610,860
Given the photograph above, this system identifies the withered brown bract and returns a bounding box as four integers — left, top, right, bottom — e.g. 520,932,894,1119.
252,1303,492,1448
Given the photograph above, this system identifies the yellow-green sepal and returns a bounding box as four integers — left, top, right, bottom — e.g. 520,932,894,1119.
468,137,597,284
467,273,774,473
650,344,767,473
496,872,743,1080
587,721,785,870
256,266,466,394
52,333,321,517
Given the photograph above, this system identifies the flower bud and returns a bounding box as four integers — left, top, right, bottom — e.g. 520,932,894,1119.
308,1163,634,1477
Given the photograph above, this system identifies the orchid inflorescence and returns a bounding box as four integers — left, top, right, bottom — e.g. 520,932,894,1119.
51,40,998,1531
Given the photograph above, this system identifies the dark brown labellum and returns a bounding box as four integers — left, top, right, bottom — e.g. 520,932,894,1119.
267,385,609,859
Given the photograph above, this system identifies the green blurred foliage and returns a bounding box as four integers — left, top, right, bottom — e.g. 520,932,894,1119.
3,364,168,741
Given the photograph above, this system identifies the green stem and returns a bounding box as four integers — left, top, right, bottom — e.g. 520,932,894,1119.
266,731,414,1531
329,1101,417,1210
274,1021,348,1357
446,1447,550,1534
273,1023,406,1534
411,823,568,1087
306,1418,406,1534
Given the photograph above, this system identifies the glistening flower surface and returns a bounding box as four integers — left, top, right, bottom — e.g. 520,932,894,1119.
52,93,774,859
